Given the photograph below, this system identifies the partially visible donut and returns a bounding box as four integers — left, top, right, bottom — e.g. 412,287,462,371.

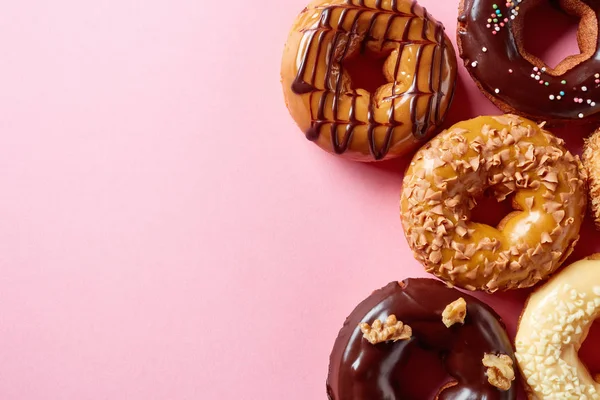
400,115,587,292
583,127,600,230
457,0,600,123
515,255,600,399
281,0,457,161
326,278,517,399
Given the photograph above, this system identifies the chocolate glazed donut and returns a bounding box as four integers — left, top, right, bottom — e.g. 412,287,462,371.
457,0,600,123
327,279,517,400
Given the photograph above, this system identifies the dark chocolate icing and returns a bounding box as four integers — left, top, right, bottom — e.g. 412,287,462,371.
458,0,600,121
326,279,517,400
291,0,455,160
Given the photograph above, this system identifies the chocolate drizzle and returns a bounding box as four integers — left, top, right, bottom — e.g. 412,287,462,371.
458,0,600,121
291,0,455,160
326,279,517,400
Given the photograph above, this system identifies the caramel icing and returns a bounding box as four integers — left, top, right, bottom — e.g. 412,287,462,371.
281,0,456,161
400,115,586,291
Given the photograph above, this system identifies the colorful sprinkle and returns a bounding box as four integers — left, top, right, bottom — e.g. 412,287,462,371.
509,69,513,73
561,80,567,84
560,91,565,96
545,82,549,86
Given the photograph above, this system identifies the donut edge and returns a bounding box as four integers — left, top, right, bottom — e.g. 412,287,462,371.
583,128,600,230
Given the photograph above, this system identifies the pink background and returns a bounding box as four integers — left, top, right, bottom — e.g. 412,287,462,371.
0,0,598,399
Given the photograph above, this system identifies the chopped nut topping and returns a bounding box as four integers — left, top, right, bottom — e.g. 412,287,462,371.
482,353,515,391
442,297,467,327
360,315,412,345
400,115,585,291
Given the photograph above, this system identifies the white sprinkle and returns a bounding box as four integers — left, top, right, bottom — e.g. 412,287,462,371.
482,47,488,52
495,88,500,94
587,99,592,104
510,15,515,20
471,61,478,67
495,26,500,31
549,95,555,100
535,75,541,80
595,73,599,78
582,86,588,92
541,67,547,72
557,96,562,100
592,102,596,107
579,113,584,118
530,74,535,78
509,69,513,73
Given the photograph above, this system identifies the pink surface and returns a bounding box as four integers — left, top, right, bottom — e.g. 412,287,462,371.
0,0,598,399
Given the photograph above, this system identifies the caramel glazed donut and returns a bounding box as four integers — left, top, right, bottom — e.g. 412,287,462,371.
401,115,586,292
457,0,600,123
515,255,600,399
327,279,517,399
281,0,457,161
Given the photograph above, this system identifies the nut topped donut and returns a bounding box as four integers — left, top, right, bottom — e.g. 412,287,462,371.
327,279,517,399
400,115,587,292
458,0,600,123
515,255,600,399
281,0,457,161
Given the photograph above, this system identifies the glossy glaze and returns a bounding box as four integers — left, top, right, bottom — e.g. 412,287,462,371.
458,0,600,121
327,279,516,399
281,0,456,161
401,115,587,291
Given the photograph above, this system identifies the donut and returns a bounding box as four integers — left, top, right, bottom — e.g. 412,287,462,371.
281,0,457,162
400,114,587,292
326,278,517,399
457,0,600,123
583,127,600,230
515,254,600,399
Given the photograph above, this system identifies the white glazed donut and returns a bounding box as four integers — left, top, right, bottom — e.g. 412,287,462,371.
515,255,600,399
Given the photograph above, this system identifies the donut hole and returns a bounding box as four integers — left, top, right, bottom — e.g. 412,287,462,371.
342,48,391,94
395,345,453,398
579,319,600,381
520,0,595,74
469,190,515,228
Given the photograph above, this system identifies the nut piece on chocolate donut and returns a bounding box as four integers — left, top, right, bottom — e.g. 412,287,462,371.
326,279,517,399
482,353,515,391
442,297,467,327
400,115,587,291
359,315,412,344
281,0,457,161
